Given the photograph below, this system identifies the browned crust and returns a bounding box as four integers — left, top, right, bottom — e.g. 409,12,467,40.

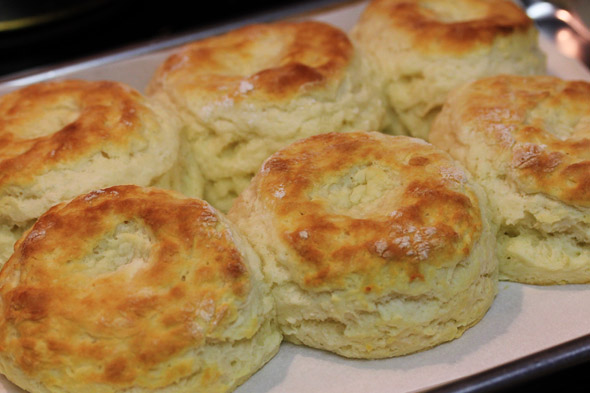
449,75,590,207
357,0,533,53
0,80,157,187
147,21,354,100
0,185,251,387
239,132,482,290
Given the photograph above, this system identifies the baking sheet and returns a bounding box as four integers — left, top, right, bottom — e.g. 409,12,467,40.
1,1,590,392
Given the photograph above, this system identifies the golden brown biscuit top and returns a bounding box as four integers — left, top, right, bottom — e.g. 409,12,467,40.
0,80,162,188
249,132,482,291
446,75,590,207
0,185,252,388
148,21,354,101
357,0,533,53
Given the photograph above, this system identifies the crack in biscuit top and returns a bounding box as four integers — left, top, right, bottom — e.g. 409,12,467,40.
359,0,533,53
149,21,354,101
257,132,482,291
0,80,159,188
456,75,590,207
0,185,252,386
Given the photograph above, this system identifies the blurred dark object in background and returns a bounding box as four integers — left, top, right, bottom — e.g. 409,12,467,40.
0,0,318,78
521,0,590,67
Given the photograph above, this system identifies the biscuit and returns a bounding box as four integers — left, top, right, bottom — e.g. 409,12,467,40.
0,80,180,266
147,20,389,212
430,75,590,285
350,0,546,139
0,185,281,393
228,131,497,358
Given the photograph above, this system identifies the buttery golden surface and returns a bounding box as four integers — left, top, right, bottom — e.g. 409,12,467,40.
249,132,481,288
432,75,590,206
0,80,174,192
350,0,546,139
355,0,532,54
149,20,353,101
430,75,590,284
147,20,388,212
0,185,280,393
229,132,498,358
0,80,179,266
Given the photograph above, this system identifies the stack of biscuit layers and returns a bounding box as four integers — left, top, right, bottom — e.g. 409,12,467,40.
0,0,586,392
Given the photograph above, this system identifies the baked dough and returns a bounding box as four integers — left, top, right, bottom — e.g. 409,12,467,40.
0,80,180,266
0,185,281,393
228,131,497,358
351,0,546,139
147,20,388,212
430,74,590,284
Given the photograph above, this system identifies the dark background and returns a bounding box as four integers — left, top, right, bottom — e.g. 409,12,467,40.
0,0,323,78
0,0,589,392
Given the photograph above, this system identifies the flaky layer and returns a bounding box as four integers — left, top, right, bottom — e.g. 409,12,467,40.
0,80,179,223
0,80,181,268
351,0,546,139
229,132,497,358
0,185,280,392
430,74,590,284
147,21,388,211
